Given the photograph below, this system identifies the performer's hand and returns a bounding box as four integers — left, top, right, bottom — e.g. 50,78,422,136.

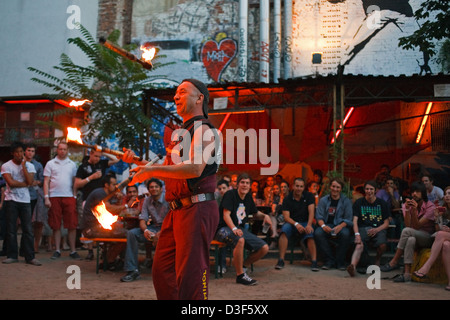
128,166,150,185
122,148,136,163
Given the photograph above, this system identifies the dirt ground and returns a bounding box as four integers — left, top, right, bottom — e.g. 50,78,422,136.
1,244,449,302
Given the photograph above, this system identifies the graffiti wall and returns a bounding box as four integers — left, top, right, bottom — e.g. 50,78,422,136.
291,0,441,77
129,0,444,84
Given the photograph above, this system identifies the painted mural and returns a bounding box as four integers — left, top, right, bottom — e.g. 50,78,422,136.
131,0,444,84
201,35,237,82
292,0,441,77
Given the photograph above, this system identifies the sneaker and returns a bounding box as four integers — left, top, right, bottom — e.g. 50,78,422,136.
26,258,42,266
69,251,82,260
120,270,141,282
311,261,319,272
380,263,399,272
2,258,19,264
50,251,61,260
236,273,258,286
275,258,285,270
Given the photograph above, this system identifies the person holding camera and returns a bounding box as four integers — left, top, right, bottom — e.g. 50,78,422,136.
380,181,436,282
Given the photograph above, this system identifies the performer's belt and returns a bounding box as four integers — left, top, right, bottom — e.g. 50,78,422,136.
169,193,216,211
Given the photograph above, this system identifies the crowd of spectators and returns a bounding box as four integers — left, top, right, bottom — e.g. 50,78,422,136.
1,142,449,291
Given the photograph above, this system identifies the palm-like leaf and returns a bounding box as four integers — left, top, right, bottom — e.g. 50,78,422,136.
28,24,174,158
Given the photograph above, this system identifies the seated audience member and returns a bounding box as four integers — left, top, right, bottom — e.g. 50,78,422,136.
80,174,128,268
214,173,271,285
381,181,436,282
263,176,275,206
376,177,402,238
307,181,320,207
216,179,229,206
413,186,450,291
121,178,169,282
216,179,230,273
347,180,390,276
314,177,353,270
376,177,400,212
251,180,264,205
275,177,318,271
267,184,281,239
421,174,444,206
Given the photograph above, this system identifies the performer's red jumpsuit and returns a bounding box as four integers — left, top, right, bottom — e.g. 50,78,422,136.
152,116,219,300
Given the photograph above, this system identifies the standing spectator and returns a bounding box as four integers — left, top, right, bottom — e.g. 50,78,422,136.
1,141,40,265
43,141,80,260
314,177,353,270
121,178,169,282
215,173,271,285
421,174,444,206
74,149,119,202
347,180,390,276
24,143,45,253
275,177,318,271
381,181,436,282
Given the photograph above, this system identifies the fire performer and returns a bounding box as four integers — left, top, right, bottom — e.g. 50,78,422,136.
122,79,220,300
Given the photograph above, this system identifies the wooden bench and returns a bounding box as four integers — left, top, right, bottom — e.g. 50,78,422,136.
411,248,448,285
80,237,127,274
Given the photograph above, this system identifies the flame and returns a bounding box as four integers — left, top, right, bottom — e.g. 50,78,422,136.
92,201,118,230
69,99,91,108
140,45,156,62
67,127,83,144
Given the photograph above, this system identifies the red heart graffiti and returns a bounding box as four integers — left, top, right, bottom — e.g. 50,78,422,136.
201,38,237,82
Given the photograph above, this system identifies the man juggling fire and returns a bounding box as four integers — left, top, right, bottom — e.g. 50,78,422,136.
122,79,221,300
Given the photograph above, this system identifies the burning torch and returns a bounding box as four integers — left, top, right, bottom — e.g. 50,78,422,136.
99,37,155,70
66,127,144,162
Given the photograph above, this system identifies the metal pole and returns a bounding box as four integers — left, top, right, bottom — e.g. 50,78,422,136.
260,0,270,83
283,0,293,79
238,0,248,82
273,0,281,83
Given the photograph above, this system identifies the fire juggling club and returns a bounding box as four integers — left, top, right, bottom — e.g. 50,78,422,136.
99,37,153,70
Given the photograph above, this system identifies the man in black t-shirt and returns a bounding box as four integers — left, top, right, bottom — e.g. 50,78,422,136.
75,150,119,202
215,173,272,285
347,180,390,276
275,177,318,271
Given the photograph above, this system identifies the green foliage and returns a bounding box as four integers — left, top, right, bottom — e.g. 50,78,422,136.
398,0,450,60
28,24,172,158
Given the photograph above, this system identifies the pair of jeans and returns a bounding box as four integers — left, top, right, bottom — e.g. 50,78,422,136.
124,225,160,272
314,224,351,268
5,200,35,262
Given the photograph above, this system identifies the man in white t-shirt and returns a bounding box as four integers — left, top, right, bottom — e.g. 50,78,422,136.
1,141,41,266
43,142,79,260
